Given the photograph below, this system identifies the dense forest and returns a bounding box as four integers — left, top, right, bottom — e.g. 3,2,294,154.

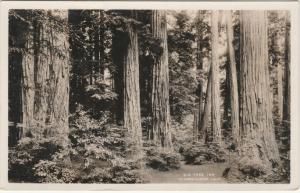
8,9,290,184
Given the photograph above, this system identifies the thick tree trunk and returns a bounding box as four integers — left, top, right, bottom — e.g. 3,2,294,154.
239,11,280,169
150,10,173,149
200,68,212,143
18,10,69,147
123,11,143,160
210,11,222,145
273,24,285,122
277,58,283,121
225,11,240,146
283,12,290,122
21,23,35,138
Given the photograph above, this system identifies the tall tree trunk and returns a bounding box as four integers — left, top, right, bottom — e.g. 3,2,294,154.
150,10,173,149
94,18,100,82
94,10,105,81
9,11,26,145
223,60,231,123
239,11,280,169
194,10,204,141
283,12,290,122
123,11,143,160
210,11,222,145
21,20,35,138
19,10,70,147
277,57,283,121
99,12,106,77
40,11,70,146
225,11,240,146
200,68,212,143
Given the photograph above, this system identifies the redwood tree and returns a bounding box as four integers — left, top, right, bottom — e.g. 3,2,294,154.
194,10,204,141
210,11,222,145
150,10,173,148
239,11,280,169
225,11,240,145
123,11,143,160
10,10,70,146
200,68,212,143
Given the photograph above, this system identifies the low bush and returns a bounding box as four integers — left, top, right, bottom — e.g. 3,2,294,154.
9,109,144,183
180,141,228,165
8,137,62,182
238,156,268,177
144,141,181,171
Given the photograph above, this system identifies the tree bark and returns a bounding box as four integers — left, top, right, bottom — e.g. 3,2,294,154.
200,68,212,143
21,21,35,138
239,11,280,168
123,11,143,160
150,10,173,149
194,10,204,141
225,11,240,146
17,10,70,147
277,57,284,121
210,11,222,145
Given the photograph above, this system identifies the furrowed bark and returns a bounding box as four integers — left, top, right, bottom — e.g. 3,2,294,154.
210,11,222,145
225,11,240,146
150,10,173,149
194,10,204,141
200,68,212,143
123,11,143,161
239,11,280,168
17,10,70,147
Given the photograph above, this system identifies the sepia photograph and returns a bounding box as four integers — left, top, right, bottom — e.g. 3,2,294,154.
1,1,298,189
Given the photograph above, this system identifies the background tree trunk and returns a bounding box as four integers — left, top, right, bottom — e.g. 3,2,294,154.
123,11,143,160
210,11,222,145
240,11,280,168
225,11,240,146
150,10,173,149
194,10,204,141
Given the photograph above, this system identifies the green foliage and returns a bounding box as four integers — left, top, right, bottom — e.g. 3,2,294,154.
170,118,193,152
144,141,181,171
238,156,268,177
180,141,228,165
8,137,62,182
68,109,143,183
168,11,198,122
33,149,78,183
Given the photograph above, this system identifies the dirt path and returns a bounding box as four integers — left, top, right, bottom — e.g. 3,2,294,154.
144,162,228,183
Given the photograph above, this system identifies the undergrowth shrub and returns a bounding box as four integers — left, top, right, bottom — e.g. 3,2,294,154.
8,137,62,182
143,141,181,171
180,141,228,165
9,108,143,183
33,148,78,183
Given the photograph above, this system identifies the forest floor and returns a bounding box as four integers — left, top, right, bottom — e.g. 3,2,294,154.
144,162,228,183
